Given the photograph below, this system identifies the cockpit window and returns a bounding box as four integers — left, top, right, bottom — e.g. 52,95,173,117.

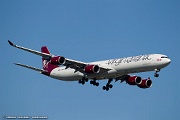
161,56,169,58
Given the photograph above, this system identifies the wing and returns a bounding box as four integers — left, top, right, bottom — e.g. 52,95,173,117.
115,74,129,82
8,40,52,59
8,40,111,73
65,58,111,73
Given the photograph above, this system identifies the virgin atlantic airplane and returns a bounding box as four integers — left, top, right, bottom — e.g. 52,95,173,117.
8,40,171,91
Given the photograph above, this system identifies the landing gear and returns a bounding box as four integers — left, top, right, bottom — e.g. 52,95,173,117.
154,73,159,77
79,77,99,86
102,79,113,91
154,69,160,77
78,77,88,85
103,86,109,91
90,80,99,86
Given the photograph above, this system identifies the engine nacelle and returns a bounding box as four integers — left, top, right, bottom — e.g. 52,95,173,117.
137,79,152,88
84,65,100,73
126,76,142,85
50,56,66,65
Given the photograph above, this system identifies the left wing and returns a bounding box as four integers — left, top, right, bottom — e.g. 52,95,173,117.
65,58,111,73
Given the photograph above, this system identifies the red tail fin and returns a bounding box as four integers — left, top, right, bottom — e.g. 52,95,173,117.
41,46,50,54
41,46,58,72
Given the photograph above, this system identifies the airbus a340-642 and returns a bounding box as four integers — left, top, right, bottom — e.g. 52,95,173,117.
8,40,171,91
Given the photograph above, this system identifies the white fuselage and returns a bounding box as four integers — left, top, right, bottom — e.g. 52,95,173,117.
50,54,171,81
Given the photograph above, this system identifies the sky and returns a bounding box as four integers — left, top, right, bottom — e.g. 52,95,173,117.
1,0,180,120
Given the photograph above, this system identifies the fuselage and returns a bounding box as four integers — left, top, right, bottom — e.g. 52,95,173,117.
50,54,171,81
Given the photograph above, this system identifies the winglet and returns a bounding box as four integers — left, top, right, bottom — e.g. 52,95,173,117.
8,40,15,46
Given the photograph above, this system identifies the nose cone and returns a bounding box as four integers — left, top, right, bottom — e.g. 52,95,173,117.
165,58,171,65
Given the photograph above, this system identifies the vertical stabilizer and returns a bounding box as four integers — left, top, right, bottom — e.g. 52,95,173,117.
41,46,58,73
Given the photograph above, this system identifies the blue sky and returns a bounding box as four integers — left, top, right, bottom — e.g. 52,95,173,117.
1,0,180,120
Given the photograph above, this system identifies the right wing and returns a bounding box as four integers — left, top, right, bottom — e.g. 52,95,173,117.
8,40,53,59
8,40,111,73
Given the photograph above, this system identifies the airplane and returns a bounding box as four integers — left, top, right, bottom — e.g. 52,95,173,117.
8,40,171,91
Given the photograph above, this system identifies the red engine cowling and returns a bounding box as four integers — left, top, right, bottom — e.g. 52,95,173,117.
137,79,152,88
50,56,66,65
85,65,100,73
126,76,142,85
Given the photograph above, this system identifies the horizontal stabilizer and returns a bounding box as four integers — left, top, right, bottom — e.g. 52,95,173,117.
14,63,47,73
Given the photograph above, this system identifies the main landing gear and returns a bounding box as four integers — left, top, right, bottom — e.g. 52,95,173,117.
90,79,99,86
79,77,99,86
78,77,88,85
102,79,113,91
154,69,160,77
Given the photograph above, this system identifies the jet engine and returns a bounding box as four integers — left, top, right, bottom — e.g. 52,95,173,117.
50,56,66,65
84,65,100,73
126,76,142,85
137,79,152,88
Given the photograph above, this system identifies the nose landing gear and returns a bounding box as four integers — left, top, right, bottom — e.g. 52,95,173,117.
154,69,160,77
